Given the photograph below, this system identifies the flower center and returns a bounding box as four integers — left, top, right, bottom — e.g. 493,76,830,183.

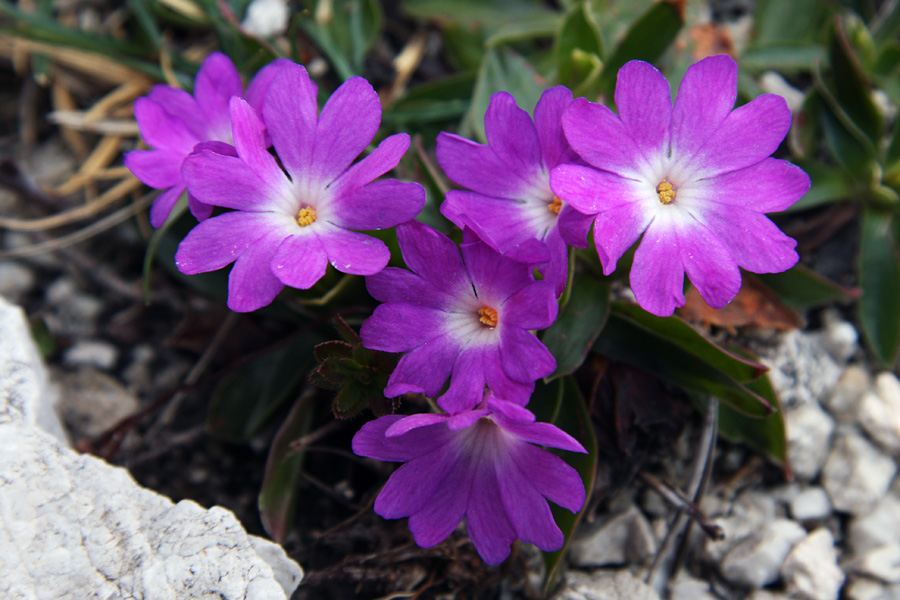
478,306,498,328
548,195,562,214
296,207,317,227
656,179,676,205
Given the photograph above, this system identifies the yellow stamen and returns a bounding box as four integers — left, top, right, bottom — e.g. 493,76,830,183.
656,179,676,205
478,306,498,328
548,195,562,214
296,207,317,226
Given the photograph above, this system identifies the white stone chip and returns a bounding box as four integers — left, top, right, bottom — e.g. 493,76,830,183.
781,528,845,600
787,402,836,481
849,495,900,555
790,486,832,521
859,372,900,455
554,570,660,600
822,431,897,514
720,519,806,588
760,329,844,408
570,505,657,567
853,546,900,584
242,0,289,37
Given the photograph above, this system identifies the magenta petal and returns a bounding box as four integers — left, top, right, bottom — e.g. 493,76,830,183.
361,304,445,352
630,219,687,317
562,98,646,178
263,63,319,178
557,203,593,248
175,211,275,274
229,97,284,184
685,93,792,179
502,281,558,330
385,413,449,437
271,232,328,289
670,54,738,161
678,221,741,309
407,458,471,548
149,185,186,228
125,149,183,188
436,133,537,200
352,415,449,462
496,457,563,550
483,349,534,405
134,97,198,154
484,91,543,181
245,58,293,114
550,164,643,216
146,85,207,140
591,201,653,275
365,267,452,308
227,226,286,312
512,443,585,513
330,133,411,197
702,158,811,213
438,347,488,415
318,226,389,276
693,204,798,274
396,221,468,293
540,227,570,297
533,86,574,170
465,461,516,565
615,60,672,162
461,239,534,302
497,420,585,454
383,339,459,398
193,52,242,138
312,76,381,184
188,194,214,222
332,179,425,231
182,149,285,212
375,449,459,519
500,327,555,383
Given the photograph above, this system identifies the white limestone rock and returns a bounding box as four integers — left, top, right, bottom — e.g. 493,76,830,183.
849,495,900,555
786,402,836,481
570,505,657,567
62,339,119,370
719,518,806,588
845,578,900,600
790,486,832,521
853,546,900,584
554,570,660,600
781,528,845,600
760,329,844,408
242,0,289,37
826,365,871,422
668,573,718,600
822,431,897,514
56,367,139,439
859,372,900,455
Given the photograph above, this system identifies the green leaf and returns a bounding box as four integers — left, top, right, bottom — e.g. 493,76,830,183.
885,121,900,177
594,306,773,417
299,0,382,79
716,372,789,472
258,389,316,543
827,16,884,144
530,376,597,596
207,332,320,442
460,47,545,142
752,0,830,46
739,45,827,73
597,1,683,100
873,0,900,46
757,264,860,309
556,1,604,89
402,0,553,27
788,160,857,211
858,207,900,365
542,274,611,380
142,192,187,303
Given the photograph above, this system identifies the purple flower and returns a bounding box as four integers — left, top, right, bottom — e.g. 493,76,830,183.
550,55,810,316
125,52,289,227
351,393,586,564
360,220,558,414
174,63,425,313
436,87,593,297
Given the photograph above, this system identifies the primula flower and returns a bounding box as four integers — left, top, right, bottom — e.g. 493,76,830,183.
174,63,425,312
550,55,810,316
125,52,289,227
436,87,593,296
351,393,586,564
361,220,558,414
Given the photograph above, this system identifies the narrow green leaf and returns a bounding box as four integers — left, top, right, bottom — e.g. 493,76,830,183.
858,207,900,365
542,274,611,380
716,373,789,473
598,1,682,100
739,45,827,73
556,1,604,89
402,0,553,27
127,0,163,50
530,376,597,596
873,0,900,46
259,389,316,542
788,160,856,211
757,265,860,309
207,332,321,442
753,0,829,46
827,16,884,144
885,121,900,177
594,308,773,417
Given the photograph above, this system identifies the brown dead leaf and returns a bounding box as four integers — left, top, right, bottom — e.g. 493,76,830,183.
679,275,803,331
689,23,736,60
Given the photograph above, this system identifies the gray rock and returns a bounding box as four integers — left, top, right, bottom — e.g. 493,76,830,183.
570,505,657,567
44,277,104,337
787,402,836,481
849,495,900,555
845,578,900,600
822,431,897,514
790,487,832,521
853,546,900,584
669,573,718,600
720,518,806,588
0,260,36,302
56,368,139,439
702,490,777,564
747,592,791,600
819,309,858,364
826,365,871,422
859,373,900,455
554,570,660,600
62,340,119,371
781,528,845,600
760,329,843,408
